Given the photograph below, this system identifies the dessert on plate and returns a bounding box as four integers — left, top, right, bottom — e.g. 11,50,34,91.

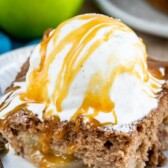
0,14,168,168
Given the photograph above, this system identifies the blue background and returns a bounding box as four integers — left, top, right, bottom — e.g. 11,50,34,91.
0,32,41,54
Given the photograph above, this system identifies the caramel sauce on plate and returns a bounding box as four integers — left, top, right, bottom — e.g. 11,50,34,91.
147,57,168,80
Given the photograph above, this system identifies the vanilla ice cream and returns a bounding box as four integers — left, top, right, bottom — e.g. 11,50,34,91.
0,14,164,127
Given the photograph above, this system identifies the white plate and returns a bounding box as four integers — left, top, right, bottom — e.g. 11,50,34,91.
1,146,35,168
95,0,168,38
0,46,34,94
0,46,35,168
0,46,168,168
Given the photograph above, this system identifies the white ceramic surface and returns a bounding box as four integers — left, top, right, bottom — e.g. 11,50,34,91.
95,0,168,38
0,46,35,168
0,46,35,95
0,47,168,167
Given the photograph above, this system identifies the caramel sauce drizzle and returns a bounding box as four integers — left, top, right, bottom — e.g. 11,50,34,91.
147,57,168,80
39,153,75,168
0,86,20,112
37,117,76,168
0,104,27,127
71,60,145,125
20,14,150,125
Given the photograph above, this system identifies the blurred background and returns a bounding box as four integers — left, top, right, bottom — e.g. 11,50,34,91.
0,0,167,60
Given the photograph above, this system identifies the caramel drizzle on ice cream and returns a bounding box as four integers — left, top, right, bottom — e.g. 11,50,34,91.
19,14,161,125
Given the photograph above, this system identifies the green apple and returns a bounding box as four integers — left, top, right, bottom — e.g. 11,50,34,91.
0,0,84,40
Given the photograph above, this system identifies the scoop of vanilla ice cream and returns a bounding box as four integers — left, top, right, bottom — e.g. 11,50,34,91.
0,14,164,126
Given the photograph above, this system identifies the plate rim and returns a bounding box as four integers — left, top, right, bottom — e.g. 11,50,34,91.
0,45,35,94
0,45,35,59
95,0,168,38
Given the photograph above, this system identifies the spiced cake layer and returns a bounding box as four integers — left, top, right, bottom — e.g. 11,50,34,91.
0,57,167,168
